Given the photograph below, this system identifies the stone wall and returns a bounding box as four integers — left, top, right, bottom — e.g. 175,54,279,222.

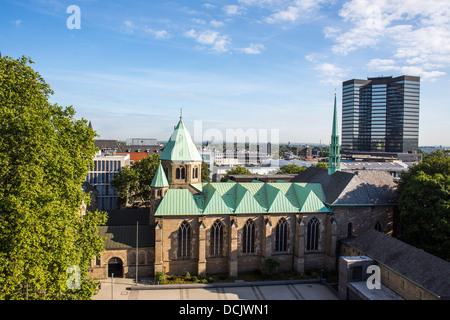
88,247,154,279
154,212,334,277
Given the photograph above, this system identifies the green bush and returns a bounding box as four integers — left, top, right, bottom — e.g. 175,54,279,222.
155,272,165,283
261,258,279,278
192,276,198,282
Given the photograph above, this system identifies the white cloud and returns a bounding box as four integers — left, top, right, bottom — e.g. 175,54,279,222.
237,0,327,24
367,58,446,81
12,19,22,26
210,19,225,28
239,43,266,54
184,29,231,53
223,5,245,16
148,29,171,40
314,63,347,85
325,0,450,81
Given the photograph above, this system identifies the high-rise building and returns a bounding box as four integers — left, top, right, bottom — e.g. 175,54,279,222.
342,75,420,154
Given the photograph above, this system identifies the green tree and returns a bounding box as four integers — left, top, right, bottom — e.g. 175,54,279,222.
311,161,328,169
220,165,252,182
397,155,450,261
201,161,211,182
111,153,160,208
277,163,306,174
0,56,107,299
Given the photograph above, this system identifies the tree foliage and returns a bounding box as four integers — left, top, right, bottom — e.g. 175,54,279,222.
220,165,252,182
111,153,160,208
311,161,328,169
0,56,107,299
277,163,306,174
397,155,450,261
201,161,211,182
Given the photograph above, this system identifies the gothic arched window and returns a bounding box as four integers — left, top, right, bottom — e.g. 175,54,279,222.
210,220,223,257
176,168,181,179
242,219,255,254
275,218,288,252
178,221,191,258
180,167,186,179
306,217,319,251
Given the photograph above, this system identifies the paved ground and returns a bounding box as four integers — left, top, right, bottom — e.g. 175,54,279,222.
93,277,338,300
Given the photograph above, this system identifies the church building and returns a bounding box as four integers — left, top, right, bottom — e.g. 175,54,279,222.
89,97,397,279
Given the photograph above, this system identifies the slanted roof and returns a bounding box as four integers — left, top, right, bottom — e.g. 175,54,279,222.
150,162,169,188
291,167,396,206
154,189,201,216
154,181,329,216
98,225,154,249
98,208,153,249
159,117,202,162
341,229,450,299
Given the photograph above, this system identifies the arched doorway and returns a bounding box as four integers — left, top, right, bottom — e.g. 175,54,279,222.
108,257,123,277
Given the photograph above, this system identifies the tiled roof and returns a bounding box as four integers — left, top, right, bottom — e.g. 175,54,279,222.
154,181,329,216
291,167,396,206
341,229,450,299
98,225,154,249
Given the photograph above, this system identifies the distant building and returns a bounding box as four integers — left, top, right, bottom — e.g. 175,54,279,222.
126,138,159,146
342,75,420,155
86,151,130,211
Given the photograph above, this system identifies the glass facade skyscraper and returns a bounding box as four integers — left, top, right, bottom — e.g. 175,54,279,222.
342,75,420,153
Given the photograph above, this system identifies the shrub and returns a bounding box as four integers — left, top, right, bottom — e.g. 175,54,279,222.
192,276,198,282
155,272,165,283
262,258,279,278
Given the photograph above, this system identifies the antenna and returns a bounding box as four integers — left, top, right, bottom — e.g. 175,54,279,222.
180,107,182,119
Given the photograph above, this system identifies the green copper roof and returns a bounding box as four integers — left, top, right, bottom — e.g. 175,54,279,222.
329,94,341,175
150,162,169,188
154,181,329,216
155,189,200,215
159,117,202,162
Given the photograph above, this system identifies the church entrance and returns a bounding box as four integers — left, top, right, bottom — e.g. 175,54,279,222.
108,257,123,277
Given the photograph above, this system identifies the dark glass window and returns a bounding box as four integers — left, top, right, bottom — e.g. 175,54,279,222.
306,218,319,251
210,220,223,257
178,221,191,258
242,219,255,254
275,218,288,252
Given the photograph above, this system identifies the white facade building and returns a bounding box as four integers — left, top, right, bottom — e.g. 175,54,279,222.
86,151,130,211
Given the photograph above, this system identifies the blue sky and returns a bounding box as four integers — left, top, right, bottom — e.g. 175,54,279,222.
2,0,450,146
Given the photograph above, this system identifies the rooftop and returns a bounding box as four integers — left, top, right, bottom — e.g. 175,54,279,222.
154,181,329,216
341,229,450,299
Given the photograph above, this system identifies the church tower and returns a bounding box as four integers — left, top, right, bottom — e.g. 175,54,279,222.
159,114,203,191
149,161,169,224
328,93,341,175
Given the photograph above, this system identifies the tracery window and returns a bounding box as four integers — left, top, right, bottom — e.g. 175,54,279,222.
178,221,191,258
242,219,255,254
306,217,319,251
275,218,288,252
210,220,223,257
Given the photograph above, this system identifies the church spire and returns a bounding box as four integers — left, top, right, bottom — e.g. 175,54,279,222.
328,93,341,175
